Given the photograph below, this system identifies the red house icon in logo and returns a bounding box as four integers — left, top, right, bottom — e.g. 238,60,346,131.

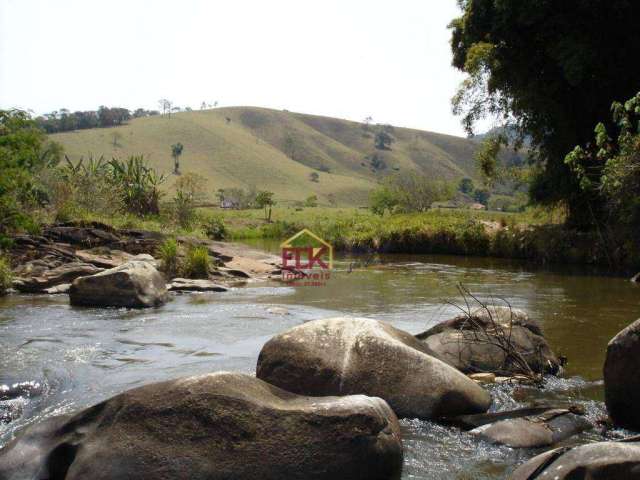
280,229,333,270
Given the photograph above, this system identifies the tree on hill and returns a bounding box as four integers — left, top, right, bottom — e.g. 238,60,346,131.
458,177,474,194
309,172,319,183
450,0,640,227
368,153,387,171
283,132,298,160
255,190,275,222
473,188,491,206
171,142,184,174
159,99,173,117
362,116,373,133
374,129,394,150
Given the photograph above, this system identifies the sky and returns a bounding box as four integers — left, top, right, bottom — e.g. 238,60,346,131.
0,0,469,136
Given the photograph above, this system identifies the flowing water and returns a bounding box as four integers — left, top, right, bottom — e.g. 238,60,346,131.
1,241,639,479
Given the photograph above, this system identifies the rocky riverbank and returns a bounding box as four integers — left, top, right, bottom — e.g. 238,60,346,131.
5,221,284,300
2,227,640,478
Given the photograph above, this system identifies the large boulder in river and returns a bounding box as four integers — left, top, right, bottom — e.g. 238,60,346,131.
256,317,491,420
416,306,560,376
509,439,640,479
69,260,168,308
604,318,640,430
0,372,403,480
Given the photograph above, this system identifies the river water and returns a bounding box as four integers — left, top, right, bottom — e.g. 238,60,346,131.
1,243,639,479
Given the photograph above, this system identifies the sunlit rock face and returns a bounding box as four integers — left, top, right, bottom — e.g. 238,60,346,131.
69,260,168,308
256,317,491,420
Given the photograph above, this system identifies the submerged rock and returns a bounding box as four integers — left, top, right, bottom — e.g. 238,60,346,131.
604,318,640,430
167,278,228,292
509,438,640,479
469,408,591,448
416,306,560,376
13,262,103,293
69,260,168,308
0,372,403,480
256,317,491,420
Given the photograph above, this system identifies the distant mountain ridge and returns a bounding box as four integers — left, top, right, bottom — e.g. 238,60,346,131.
52,106,480,206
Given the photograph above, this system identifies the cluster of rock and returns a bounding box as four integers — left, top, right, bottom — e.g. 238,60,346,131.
504,316,640,479
7,222,283,306
4,228,640,478
0,310,597,479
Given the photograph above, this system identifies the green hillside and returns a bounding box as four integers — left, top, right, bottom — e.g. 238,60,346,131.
51,107,480,206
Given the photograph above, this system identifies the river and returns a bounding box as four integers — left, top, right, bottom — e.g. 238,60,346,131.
1,243,639,479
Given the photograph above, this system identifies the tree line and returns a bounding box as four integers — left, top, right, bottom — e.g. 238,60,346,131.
35,106,160,134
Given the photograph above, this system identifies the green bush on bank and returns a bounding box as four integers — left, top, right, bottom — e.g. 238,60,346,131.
182,246,210,279
0,254,12,295
157,238,179,278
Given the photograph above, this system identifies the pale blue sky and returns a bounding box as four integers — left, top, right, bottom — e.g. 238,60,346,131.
0,0,469,136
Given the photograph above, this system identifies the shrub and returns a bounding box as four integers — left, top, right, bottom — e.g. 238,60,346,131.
304,195,318,208
108,156,165,216
0,254,12,295
182,246,210,279
157,238,179,278
204,216,227,240
173,173,207,229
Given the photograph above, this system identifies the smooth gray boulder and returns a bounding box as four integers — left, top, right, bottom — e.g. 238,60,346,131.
0,372,403,480
69,260,168,308
509,439,640,479
416,306,560,376
256,317,491,420
604,318,640,430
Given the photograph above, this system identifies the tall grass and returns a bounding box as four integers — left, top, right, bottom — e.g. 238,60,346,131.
182,246,210,279
0,254,12,295
156,238,179,278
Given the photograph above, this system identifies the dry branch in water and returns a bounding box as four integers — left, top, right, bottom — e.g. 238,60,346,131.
443,284,544,384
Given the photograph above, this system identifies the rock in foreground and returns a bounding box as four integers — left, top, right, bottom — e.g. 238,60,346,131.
604,318,640,430
69,260,168,308
257,317,491,420
416,306,560,376
0,372,403,480
510,439,640,479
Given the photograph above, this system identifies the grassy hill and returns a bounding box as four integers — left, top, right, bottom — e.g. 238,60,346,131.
51,107,480,206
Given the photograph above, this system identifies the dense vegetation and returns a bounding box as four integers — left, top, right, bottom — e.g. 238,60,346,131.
0,110,62,236
565,92,640,257
36,106,159,133
450,0,640,228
